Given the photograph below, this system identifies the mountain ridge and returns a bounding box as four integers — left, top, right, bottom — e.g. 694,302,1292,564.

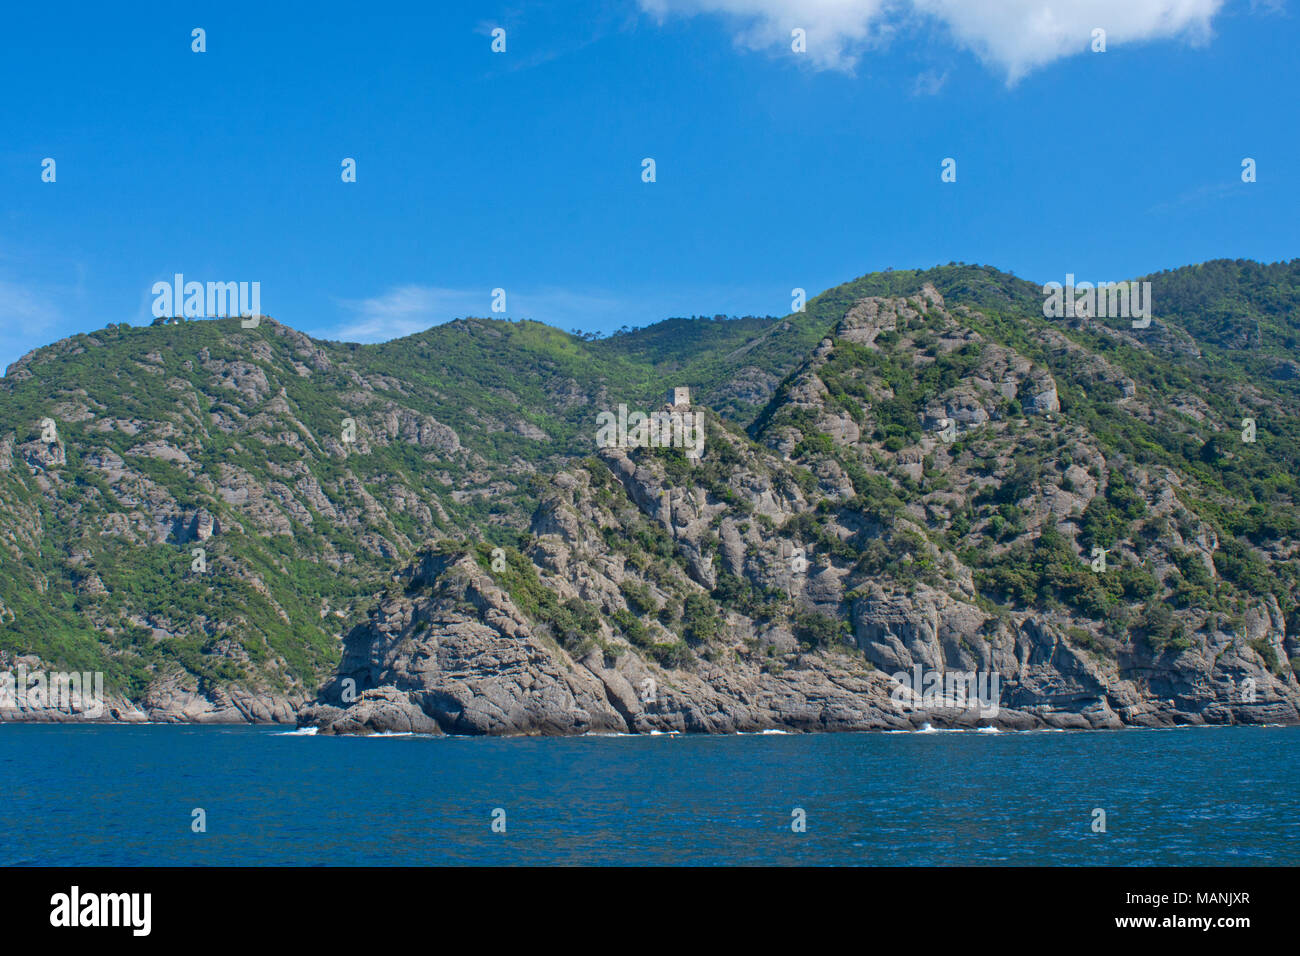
2,259,1298,731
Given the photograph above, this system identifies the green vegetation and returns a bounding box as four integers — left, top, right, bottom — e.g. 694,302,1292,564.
3,258,1298,704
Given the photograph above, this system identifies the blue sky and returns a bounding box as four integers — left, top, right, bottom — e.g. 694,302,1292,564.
1,0,1296,371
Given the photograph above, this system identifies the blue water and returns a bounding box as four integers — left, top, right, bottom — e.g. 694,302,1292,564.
2,724,1296,865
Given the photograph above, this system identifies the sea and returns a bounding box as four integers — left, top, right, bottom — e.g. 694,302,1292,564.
2,723,1296,866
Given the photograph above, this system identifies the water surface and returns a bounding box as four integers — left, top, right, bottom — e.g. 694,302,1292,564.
2,724,1295,865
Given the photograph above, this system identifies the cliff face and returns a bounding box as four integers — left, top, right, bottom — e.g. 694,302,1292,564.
301,325,1299,734
4,262,1300,730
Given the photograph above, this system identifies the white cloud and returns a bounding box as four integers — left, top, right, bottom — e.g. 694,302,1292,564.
639,0,1226,81
641,0,895,71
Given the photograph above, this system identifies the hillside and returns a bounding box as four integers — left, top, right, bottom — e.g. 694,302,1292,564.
2,260,1299,730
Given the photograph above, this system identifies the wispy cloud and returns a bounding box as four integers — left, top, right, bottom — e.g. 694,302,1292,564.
0,279,53,324
316,285,628,343
639,0,1227,83
0,278,61,373
911,68,948,96
474,3,640,73
1146,181,1240,216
